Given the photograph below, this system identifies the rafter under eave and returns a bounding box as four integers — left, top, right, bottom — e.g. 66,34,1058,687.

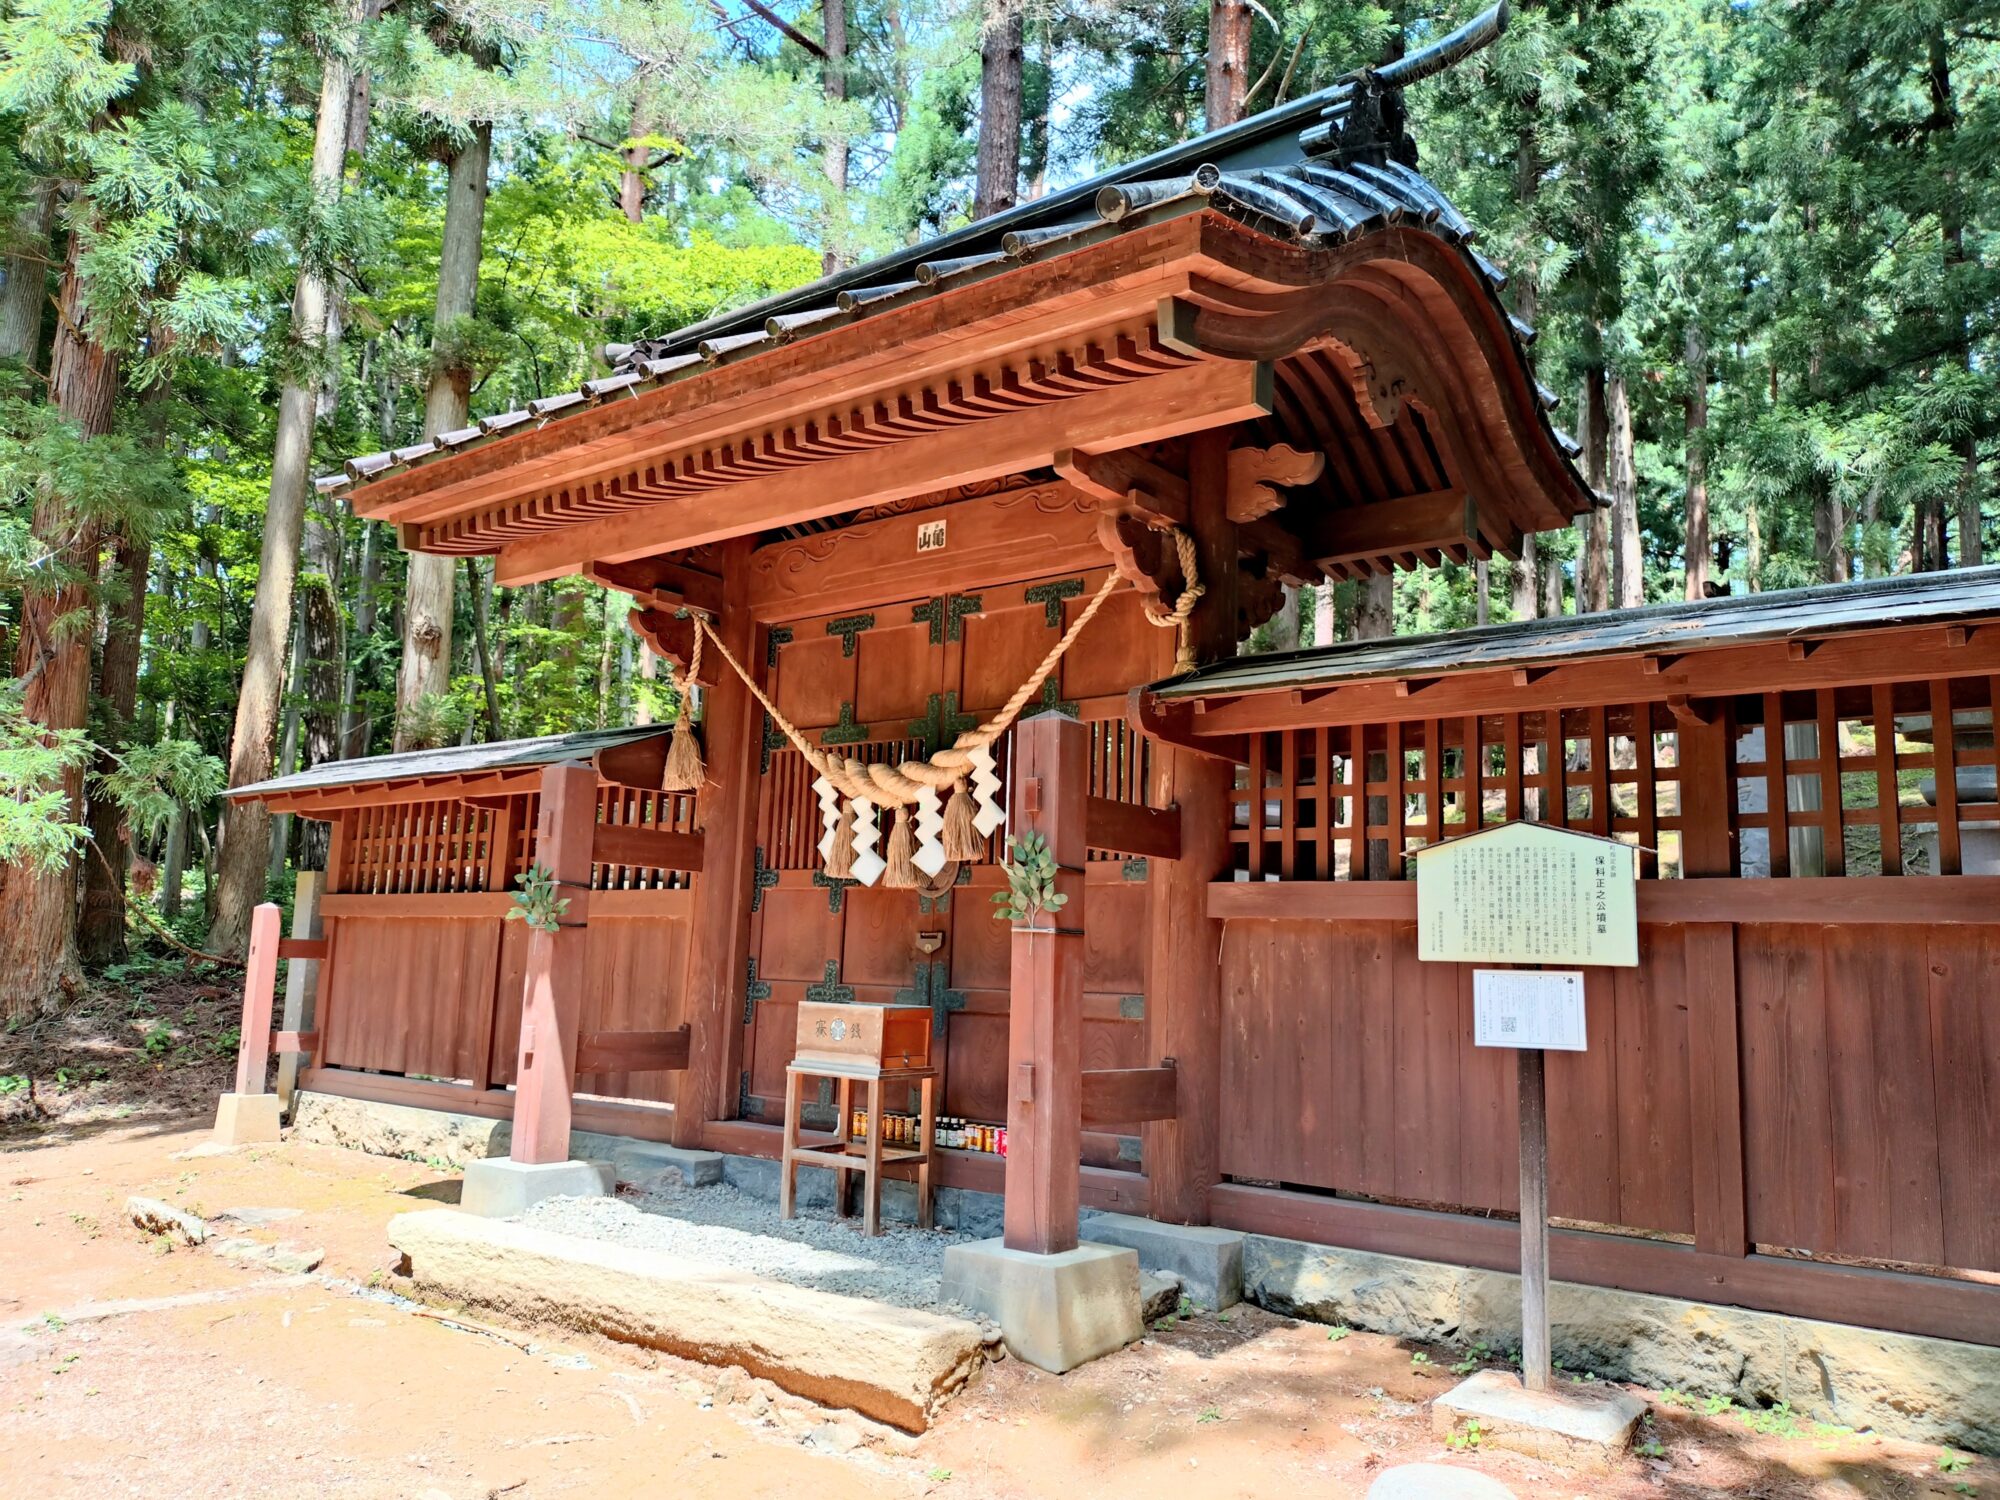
493,359,1277,586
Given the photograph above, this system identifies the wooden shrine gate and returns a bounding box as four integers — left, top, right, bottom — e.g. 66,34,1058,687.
742,561,1174,1168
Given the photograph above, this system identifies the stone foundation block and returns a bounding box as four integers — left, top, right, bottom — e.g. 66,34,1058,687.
460,1158,612,1218
212,1092,283,1146
1246,1233,2000,1455
291,1091,509,1165
1432,1369,1645,1473
1079,1212,1244,1309
608,1141,723,1191
940,1239,1141,1374
387,1209,990,1431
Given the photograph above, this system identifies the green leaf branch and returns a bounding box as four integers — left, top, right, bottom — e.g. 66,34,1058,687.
507,863,571,934
991,831,1069,929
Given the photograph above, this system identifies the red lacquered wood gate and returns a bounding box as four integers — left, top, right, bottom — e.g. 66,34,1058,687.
741,567,1171,1165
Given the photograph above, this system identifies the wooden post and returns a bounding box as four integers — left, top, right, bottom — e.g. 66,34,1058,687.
675,536,760,1148
1142,425,1238,1224
274,871,323,1110
509,761,596,1165
1143,746,1230,1223
1517,1045,1552,1392
1675,706,1750,1256
234,903,283,1096
1003,712,1088,1255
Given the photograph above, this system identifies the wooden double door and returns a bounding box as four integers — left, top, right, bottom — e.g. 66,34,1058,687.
738,565,1171,1162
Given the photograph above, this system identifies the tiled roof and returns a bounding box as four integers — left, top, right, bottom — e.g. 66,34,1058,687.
315,4,1574,502
1150,567,2000,699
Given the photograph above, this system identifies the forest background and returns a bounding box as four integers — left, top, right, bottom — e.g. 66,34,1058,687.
0,0,1993,1014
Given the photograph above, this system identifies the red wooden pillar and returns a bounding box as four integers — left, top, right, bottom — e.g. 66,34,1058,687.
1142,746,1230,1223
233,902,283,1095
1143,426,1237,1224
1003,712,1088,1255
509,761,597,1165
675,537,760,1148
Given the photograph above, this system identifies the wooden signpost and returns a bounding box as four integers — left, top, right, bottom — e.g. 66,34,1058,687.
1414,824,1639,1393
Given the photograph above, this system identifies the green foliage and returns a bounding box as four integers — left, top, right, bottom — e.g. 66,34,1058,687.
0,683,89,870
506,863,569,934
991,831,1068,927
93,739,223,843
1445,1417,1484,1451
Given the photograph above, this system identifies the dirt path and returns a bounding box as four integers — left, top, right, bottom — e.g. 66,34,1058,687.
2,1117,1989,1500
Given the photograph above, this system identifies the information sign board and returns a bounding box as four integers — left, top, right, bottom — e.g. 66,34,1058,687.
1414,822,1638,967
1473,969,1587,1051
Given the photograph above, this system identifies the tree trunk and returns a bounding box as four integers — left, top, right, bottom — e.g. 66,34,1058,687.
1746,500,1763,592
265,590,309,886
1510,535,1539,621
0,233,119,1017
1607,369,1641,608
1353,574,1393,640
163,523,216,919
974,6,1023,220
1311,582,1335,647
1577,365,1610,613
0,181,53,365
1206,0,1251,128
1540,543,1564,617
1813,482,1847,585
298,573,343,870
1929,29,1980,568
211,11,360,956
394,121,491,748
1683,322,1710,600
77,528,149,964
820,0,848,272
1474,560,1490,626
339,520,382,756
471,556,503,739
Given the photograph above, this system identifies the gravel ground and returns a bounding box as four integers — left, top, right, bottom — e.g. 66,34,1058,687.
520,1181,980,1317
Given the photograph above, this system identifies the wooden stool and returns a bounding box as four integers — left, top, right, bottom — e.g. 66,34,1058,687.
780,1062,936,1236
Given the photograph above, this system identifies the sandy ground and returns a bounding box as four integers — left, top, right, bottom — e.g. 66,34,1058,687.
2,1115,1992,1500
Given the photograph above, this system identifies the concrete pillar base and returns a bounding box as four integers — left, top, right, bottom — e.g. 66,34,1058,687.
939,1238,1141,1374
212,1092,283,1146
460,1157,614,1218
1431,1370,1646,1473
1079,1212,1245,1309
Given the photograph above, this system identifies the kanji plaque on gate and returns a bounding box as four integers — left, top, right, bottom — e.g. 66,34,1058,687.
1413,822,1638,967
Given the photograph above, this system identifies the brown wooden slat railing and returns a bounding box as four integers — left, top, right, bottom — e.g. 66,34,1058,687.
1225,674,2000,883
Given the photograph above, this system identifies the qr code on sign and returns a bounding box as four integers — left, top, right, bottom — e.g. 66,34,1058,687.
1500,1016,1517,1034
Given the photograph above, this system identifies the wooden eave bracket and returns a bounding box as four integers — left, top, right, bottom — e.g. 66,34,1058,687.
1666,693,1717,728
1225,443,1325,524
1124,685,1249,766
1054,447,1188,527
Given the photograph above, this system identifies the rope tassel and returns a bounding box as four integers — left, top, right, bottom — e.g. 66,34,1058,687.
659,628,706,793
825,799,857,880
942,780,983,862
884,804,919,889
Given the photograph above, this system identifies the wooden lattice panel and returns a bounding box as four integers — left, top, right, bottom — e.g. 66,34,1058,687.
1229,676,2000,882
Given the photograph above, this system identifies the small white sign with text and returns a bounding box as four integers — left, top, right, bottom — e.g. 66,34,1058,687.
916,518,947,553
1473,969,1588,1051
